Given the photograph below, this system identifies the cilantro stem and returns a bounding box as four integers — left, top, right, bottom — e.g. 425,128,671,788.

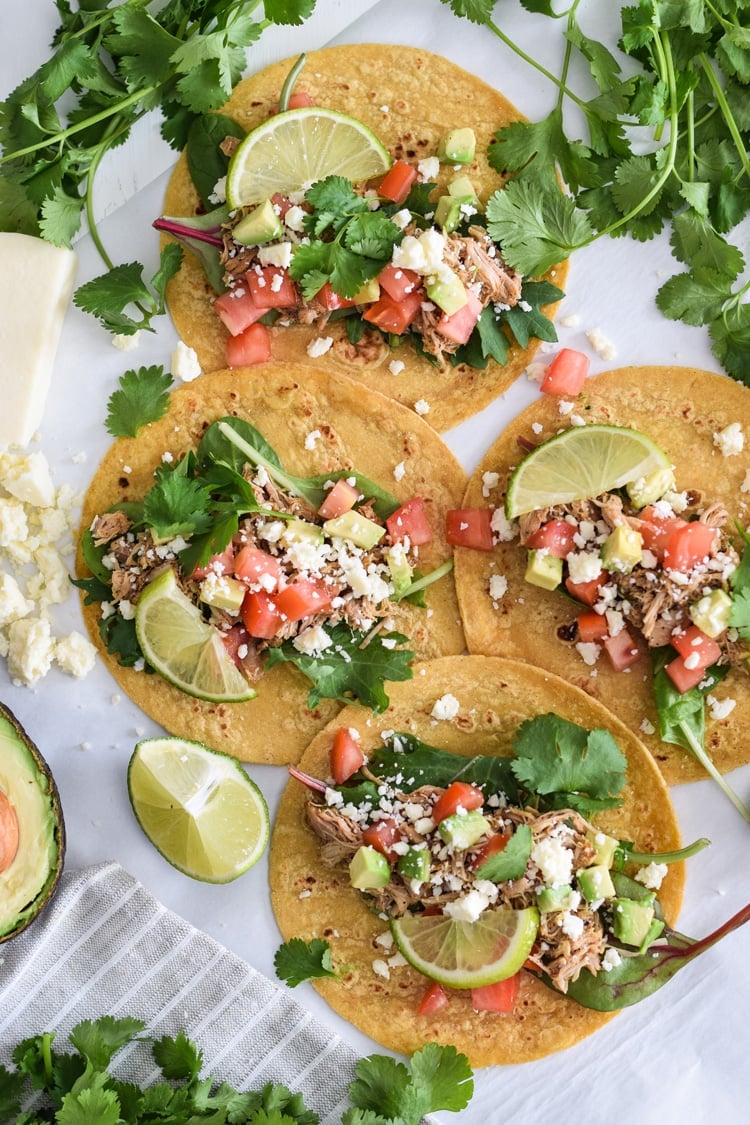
626,837,711,864
279,54,306,113
698,53,750,184
678,720,750,823
484,17,584,109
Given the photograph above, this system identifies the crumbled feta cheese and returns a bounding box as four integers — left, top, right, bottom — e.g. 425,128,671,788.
393,460,406,482
444,888,492,923
431,693,460,721
481,471,500,496
567,551,603,584
0,574,33,626
706,693,736,721
8,617,54,685
559,313,581,328
390,209,411,231
640,717,656,735
601,947,622,971
635,862,668,890
414,399,430,415
208,175,226,205
417,156,440,181
389,359,405,376
392,229,445,276
112,331,141,351
489,574,508,601
525,360,547,383
558,399,575,416
304,429,322,450
0,500,28,547
586,326,616,360
531,421,543,435
258,242,293,269
372,959,390,980
713,422,744,457
575,641,601,666
292,624,334,656
171,340,202,382
375,930,394,950
55,631,97,677
560,911,585,940
530,837,573,887
741,470,750,493
283,205,306,232
1,451,56,507
490,508,516,541
306,335,334,358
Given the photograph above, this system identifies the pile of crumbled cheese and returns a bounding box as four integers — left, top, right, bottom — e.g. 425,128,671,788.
0,448,96,685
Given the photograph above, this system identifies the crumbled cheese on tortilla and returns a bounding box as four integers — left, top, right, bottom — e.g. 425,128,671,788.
372,959,390,980
489,574,508,602
393,461,406,482
707,693,736,721
417,156,440,181
567,551,602,584
414,399,430,415
741,470,750,493
635,862,668,890
531,421,543,435
306,335,334,358
640,718,656,735
389,359,405,375
283,205,306,232
713,422,744,457
575,641,601,666
558,399,575,416
444,888,493,923
490,508,516,541
431,693,460,721
586,326,616,360
531,837,573,888
304,429,321,450
481,471,500,496
258,241,293,269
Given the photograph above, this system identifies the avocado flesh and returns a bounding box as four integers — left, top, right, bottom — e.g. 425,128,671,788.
0,704,65,943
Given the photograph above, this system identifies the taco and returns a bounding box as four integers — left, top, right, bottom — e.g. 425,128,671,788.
452,365,750,789
76,364,466,765
270,655,689,1066
158,44,567,432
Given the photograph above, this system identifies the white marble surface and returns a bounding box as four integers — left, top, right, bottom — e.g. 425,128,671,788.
2,3,749,1123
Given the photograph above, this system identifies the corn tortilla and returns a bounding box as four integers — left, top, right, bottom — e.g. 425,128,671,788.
270,655,683,1066
161,44,567,433
454,365,750,785
76,364,467,765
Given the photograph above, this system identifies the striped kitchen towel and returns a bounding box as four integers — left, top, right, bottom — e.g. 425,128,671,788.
0,862,375,1122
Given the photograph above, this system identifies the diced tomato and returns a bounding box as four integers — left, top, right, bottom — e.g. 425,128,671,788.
362,289,424,335
271,192,293,218
0,789,19,875
670,624,722,669
362,818,402,861
637,507,687,562
330,726,366,785
565,572,608,607
190,545,235,581
665,654,709,693
226,323,272,366
318,478,360,520
470,831,511,872
540,348,590,396
662,522,718,573
241,589,283,639
431,781,484,825
445,508,494,552
316,281,355,311
274,578,335,622
524,518,577,559
272,91,315,112
603,629,641,671
577,610,609,643
417,980,450,1016
233,545,283,589
378,160,418,204
471,973,520,1013
386,497,433,545
246,267,299,309
214,286,265,336
378,263,421,302
435,289,482,345
220,622,252,665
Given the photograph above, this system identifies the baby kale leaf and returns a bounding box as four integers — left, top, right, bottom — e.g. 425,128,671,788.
105,366,174,438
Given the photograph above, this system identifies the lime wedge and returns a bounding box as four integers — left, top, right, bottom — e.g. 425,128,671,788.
128,736,269,882
391,906,539,989
505,424,672,519
226,106,392,208
135,568,255,703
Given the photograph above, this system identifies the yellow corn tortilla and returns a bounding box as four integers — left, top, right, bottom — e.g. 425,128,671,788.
270,654,684,1067
76,364,467,765
161,44,567,433
454,365,750,785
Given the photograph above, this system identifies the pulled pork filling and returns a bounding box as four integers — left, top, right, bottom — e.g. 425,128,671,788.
306,779,613,993
90,465,419,682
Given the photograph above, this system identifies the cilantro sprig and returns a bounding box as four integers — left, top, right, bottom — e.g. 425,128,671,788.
105,365,174,437
1,0,319,331
442,0,750,380
0,1014,473,1123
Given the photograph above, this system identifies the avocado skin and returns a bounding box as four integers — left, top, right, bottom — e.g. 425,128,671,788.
0,702,65,943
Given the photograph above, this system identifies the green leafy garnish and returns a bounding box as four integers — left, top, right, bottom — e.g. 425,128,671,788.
105,366,174,438
73,245,183,335
274,937,338,987
343,1044,473,1125
474,824,532,881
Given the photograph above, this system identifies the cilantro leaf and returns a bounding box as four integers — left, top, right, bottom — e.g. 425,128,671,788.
304,176,369,236
105,365,173,437
486,180,594,275
347,1045,472,1125
274,937,337,987
57,1081,122,1125
73,244,182,335
68,1017,145,1069
440,0,501,25
0,1067,23,1122
142,472,213,540
152,1030,203,1082
265,625,413,713
729,588,750,640
655,268,733,327
710,300,750,382
474,824,532,881
510,713,627,801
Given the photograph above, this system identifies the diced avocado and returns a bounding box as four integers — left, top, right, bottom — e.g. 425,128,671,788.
323,510,385,550
425,269,468,317
437,127,476,165
438,810,490,850
397,846,431,882
690,589,733,639
610,896,656,947
0,703,64,943
352,277,380,304
232,198,283,246
349,845,391,890
601,525,643,574
386,547,414,598
448,175,479,203
537,885,577,914
578,864,616,903
586,829,619,868
280,518,324,546
199,575,247,614
525,549,563,591
625,466,676,509
434,194,474,233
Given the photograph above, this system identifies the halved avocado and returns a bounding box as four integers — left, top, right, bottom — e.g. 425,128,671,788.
0,703,65,943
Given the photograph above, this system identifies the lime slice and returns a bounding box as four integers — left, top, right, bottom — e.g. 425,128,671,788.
391,906,539,988
135,569,255,703
505,424,672,519
226,106,392,207
128,736,269,882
